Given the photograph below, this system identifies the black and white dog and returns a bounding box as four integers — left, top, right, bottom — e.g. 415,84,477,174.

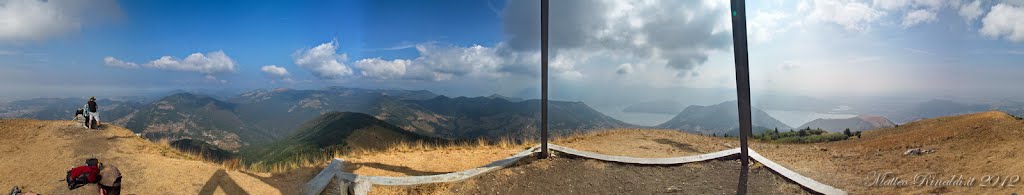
73,109,84,121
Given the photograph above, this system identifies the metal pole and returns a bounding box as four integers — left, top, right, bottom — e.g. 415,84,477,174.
730,0,751,194
539,0,550,159
730,0,751,168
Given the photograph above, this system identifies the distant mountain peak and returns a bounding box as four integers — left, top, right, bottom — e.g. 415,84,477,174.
657,100,790,135
486,93,523,101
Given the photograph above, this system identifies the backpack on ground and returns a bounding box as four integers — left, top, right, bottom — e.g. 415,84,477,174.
66,158,100,190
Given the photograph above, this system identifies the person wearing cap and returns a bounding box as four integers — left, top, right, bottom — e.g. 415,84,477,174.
87,96,99,129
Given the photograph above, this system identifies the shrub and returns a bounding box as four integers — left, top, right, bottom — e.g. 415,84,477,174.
756,129,849,143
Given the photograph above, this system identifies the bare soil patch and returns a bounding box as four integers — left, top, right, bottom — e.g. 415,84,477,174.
374,153,809,195
344,147,525,176
555,129,738,157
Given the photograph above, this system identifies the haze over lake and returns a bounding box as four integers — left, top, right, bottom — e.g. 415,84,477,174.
764,110,858,129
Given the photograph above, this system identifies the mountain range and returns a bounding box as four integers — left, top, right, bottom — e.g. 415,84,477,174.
5,87,1022,157
656,100,791,136
0,97,141,121
67,87,629,153
122,93,253,151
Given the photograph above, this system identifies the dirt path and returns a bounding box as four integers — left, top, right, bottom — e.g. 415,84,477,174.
0,119,317,194
555,129,739,157
344,147,525,176
375,153,809,195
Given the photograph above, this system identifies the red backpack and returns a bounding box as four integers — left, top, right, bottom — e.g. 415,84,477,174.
66,158,101,190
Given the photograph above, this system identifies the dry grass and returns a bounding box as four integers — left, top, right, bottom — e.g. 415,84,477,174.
750,111,1024,194
554,128,739,157
0,119,317,194
150,137,251,172
236,136,535,174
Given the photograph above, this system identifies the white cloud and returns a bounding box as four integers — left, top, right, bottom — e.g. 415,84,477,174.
980,3,1024,42
872,0,944,11
292,40,354,79
0,0,118,41
103,56,138,69
290,0,737,84
901,9,938,28
904,47,937,56
778,61,800,71
353,58,409,79
201,74,228,84
616,63,634,75
872,0,911,10
503,0,732,79
260,65,289,78
143,50,236,74
959,0,984,22
804,0,884,32
750,10,788,43
294,40,538,82
415,44,504,78
374,43,537,81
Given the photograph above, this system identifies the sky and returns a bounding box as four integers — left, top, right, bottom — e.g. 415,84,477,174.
2,0,1023,105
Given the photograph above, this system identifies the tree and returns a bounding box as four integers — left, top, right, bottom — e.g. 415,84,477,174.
855,131,862,138
843,128,852,136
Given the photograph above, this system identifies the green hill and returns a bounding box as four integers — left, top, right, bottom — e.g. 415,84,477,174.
241,111,437,165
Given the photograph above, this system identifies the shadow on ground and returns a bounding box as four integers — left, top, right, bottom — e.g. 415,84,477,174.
348,162,449,176
199,169,248,195
653,138,701,153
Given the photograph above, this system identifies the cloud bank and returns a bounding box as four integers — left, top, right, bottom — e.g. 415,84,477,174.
0,0,119,41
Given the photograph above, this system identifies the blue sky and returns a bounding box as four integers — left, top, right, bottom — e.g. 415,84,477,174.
0,0,519,98
1,0,1023,104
